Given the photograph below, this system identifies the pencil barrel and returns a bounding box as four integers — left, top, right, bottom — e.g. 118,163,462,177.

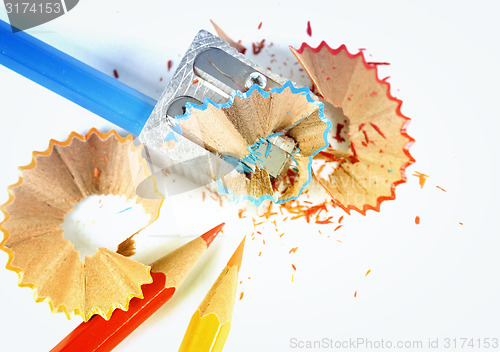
50,272,175,352
0,19,155,136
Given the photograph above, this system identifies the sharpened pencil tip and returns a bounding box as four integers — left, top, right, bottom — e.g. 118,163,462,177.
201,223,225,247
227,236,246,270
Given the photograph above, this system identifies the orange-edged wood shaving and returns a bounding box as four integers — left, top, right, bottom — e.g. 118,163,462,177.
413,171,429,189
261,202,277,220
238,209,246,218
436,185,447,192
316,216,333,224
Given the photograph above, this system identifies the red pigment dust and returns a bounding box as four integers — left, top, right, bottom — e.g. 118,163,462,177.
167,60,173,72
237,40,247,55
258,21,263,30
349,142,360,163
306,21,312,36
309,82,320,95
363,130,370,144
333,123,345,142
113,69,119,79
415,216,420,225
252,39,266,55
370,123,386,139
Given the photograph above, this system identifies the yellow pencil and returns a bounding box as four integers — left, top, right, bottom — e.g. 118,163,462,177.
178,237,245,352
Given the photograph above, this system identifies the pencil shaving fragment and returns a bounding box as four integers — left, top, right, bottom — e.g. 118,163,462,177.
0,129,163,321
116,234,137,257
210,20,247,54
291,43,415,214
173,81,330,205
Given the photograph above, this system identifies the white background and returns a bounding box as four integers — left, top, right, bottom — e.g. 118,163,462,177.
1,1,499,351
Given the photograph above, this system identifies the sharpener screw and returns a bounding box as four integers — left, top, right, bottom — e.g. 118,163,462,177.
245,72,267,90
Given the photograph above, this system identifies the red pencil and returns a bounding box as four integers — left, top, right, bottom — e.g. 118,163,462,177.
51,223,225,352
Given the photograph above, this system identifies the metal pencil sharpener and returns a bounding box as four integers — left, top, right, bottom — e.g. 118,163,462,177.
139,30,297,190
